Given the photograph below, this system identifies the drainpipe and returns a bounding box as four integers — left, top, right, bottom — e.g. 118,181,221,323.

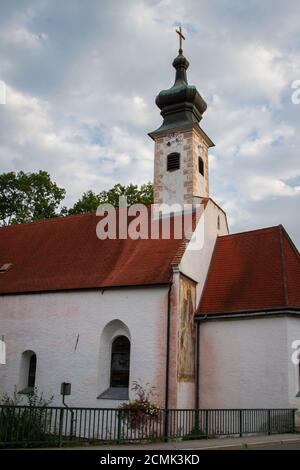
195,315,207,409
165,282,172,409
195,320,200,409
164,281,172,440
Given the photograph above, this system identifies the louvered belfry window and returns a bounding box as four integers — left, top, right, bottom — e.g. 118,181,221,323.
167,152,180,171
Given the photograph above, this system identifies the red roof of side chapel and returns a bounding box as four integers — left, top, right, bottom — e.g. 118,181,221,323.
0,209,192,295
198,225,300,315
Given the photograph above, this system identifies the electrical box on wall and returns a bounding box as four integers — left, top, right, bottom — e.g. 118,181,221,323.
60,382,71,396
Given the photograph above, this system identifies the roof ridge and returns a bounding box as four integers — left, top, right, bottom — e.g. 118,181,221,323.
279,225,300,309
0,203,205,232
206,197,227,216
279,224,300,259
279,225,289,306
171,238,189,267
218,225,281,241
0,211,97,230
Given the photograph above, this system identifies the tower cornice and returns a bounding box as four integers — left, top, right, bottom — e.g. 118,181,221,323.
148,122,215,148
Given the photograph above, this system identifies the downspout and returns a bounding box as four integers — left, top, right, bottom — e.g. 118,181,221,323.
164,281,172,441
195,315,207,409
165,281,172,410
195,320,200,409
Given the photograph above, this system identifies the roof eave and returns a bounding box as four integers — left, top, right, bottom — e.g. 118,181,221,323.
196,306,300,321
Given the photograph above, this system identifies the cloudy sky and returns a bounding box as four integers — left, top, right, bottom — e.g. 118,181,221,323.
0,0,300,245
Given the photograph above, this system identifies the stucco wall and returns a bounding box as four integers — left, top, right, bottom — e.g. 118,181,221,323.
180,199,228,303
175,200,228,409
0,286,169,408
153,127,209,206
286,317,300,409
199,316,300,409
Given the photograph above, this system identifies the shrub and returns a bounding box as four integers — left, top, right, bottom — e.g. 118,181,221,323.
119,380,161,430
0,387,54,447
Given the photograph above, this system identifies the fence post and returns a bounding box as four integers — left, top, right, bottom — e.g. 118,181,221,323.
117,409,122,444
205,410,209,439
292,410,296,433
58,408,64,448
267,410,271,435
164,409,169,442
239,410,243,437
195,409,199,435
69,409,75,440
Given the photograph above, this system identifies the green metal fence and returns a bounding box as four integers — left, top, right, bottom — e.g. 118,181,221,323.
0,406,296,448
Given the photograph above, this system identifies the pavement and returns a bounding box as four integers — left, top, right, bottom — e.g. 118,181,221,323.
57,433,300,451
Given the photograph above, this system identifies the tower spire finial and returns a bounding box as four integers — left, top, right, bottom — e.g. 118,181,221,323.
176,26,185,54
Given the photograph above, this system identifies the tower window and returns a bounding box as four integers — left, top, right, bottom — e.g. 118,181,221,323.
167,152,180,171
110,336,130,388
198,157,204,176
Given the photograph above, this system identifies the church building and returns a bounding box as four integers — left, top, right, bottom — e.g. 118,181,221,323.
1,35,300,415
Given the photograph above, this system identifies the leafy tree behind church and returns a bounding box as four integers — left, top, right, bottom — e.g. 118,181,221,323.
0,171,65,226
64,182,153,215
0,171,153,226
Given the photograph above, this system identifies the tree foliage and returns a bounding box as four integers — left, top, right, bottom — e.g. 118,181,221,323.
66,182,153,215
0,171,65,226
0,171,153,225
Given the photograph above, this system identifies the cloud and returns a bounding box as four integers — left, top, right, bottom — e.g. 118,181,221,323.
0,0,300,247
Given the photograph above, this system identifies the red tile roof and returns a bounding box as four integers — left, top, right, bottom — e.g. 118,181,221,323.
0,209,190,294
198,225,300,315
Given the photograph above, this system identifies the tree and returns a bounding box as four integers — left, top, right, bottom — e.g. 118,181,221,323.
66,182,153,215
0,171,66,226
0,171,153,225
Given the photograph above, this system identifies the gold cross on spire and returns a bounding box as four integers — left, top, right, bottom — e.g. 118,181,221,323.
176,26,185,53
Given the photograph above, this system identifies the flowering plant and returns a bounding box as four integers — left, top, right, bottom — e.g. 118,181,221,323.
119,380,161,429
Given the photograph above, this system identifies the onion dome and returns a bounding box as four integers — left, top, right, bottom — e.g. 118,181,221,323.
150,50,207,135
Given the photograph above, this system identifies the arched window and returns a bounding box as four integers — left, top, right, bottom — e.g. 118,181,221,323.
198,157,204,176
28,354,37,388
110,336,130,388
19,350,37,394
217,215,220,230
167,152,180,171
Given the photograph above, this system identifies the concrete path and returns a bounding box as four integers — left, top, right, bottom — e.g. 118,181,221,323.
58,433,300,450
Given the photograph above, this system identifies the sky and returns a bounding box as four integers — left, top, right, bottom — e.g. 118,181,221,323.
0,0,300,246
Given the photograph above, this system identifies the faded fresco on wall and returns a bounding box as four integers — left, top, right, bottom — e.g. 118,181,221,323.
177,276,196,382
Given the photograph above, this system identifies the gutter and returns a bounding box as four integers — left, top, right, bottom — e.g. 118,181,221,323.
195,307,300,322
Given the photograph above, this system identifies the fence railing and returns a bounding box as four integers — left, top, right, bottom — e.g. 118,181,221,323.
0,406,296,448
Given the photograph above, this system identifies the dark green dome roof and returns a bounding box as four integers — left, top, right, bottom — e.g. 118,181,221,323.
153,51,207,134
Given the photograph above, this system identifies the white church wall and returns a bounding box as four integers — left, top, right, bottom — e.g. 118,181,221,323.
286,317,300,410
180,199,228,305
177,382,195,409
199,316,290,409
176,200,228,409
0,286,169,408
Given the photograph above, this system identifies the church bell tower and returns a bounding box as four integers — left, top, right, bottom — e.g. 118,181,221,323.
149,28,214,207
